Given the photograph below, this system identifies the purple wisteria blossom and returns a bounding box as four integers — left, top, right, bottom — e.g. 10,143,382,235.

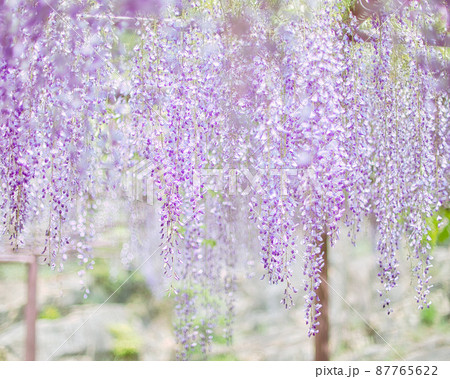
0,0,448,359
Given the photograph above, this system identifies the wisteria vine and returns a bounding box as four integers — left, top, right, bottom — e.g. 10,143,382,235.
0,0,449,359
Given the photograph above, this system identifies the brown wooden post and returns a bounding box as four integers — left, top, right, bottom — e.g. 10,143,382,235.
25,255,37,361
0,253,38,361
315,231,329,361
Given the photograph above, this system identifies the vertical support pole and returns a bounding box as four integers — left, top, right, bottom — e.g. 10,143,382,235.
315,231,329,361
25,255,37,361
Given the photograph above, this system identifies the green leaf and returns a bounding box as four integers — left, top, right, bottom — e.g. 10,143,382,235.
202,239,217,248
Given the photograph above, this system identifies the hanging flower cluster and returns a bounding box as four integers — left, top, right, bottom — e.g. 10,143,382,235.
0,0,113,277
1,0,449,359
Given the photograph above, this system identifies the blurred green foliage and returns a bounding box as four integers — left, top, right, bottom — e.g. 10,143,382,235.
420,305,438,326
209,352,239,361
88,258,152,304
38,305,61,320
426,208,450,248
120,30,140,51
176,301,233,360
0,263,26,280
109,323,142,361
201,239,217,248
